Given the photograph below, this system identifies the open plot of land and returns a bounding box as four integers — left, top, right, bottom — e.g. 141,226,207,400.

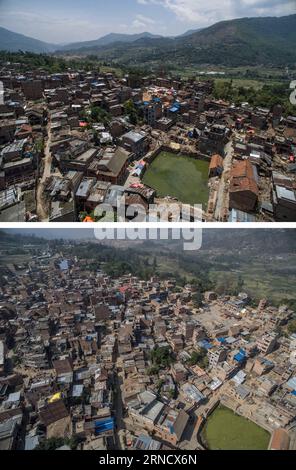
193,303,234,332
208,254,296,304
0,247,31,266
172,65,291,84
143,151,209,206
201,405,270,450
156,255,196,281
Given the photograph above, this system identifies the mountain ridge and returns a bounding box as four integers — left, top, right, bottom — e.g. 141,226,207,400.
0,14,296,66
56,14,296,67
0,26,58,53
59,32,163,51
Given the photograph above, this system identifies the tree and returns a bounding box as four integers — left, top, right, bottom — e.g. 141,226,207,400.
288,320,296,335
90,106,112,126
186,348,208,368
237,275,244,292
192,290,203,308
35,437,65,451
123,100,139,125
147,365,160,376
35,436,80,451
168,388,176,399
150,346,174,369
66,436,80,450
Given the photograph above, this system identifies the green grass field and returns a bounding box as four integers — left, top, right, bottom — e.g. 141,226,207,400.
202,405,270,450
143,151,209,206
171,65,292,84
155,256,195,281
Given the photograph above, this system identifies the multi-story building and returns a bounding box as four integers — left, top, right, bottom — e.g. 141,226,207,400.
208,347,227,368
122,131,148,159
22,80,43,100
0,340,5,376
257,332,278,355
182,320,195,341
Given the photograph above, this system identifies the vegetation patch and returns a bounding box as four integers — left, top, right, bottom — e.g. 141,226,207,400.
201,405,270,450
143,151,209,207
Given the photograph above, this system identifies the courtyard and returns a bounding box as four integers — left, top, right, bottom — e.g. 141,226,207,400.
142,151,209,207
201,405,270,450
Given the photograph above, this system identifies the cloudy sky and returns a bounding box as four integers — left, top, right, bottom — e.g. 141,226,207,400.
0,0,295,43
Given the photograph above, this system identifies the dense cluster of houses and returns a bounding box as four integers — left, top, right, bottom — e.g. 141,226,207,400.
0,242,295,450
1,61,295,222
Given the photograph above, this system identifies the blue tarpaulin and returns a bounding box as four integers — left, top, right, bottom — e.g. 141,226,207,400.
234,349,246,363
95,417,115,435
218,337,226,343
198,340,213,350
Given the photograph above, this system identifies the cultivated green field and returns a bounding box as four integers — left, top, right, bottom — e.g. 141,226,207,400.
201,405,270,450
143,151,209,206
214,77,265,90
208,254,296,304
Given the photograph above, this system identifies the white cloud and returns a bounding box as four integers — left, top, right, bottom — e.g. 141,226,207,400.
137,0,296,26
134,14,157,26
0,10,105,43
1,1,295,42
0,8,165,42
131,13,163,32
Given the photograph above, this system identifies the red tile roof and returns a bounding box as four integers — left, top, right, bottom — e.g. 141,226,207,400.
269,428,290,450
230,160,259,195
209,154,223,170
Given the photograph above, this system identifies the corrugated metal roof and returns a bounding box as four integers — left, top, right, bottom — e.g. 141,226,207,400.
276,186,296,202
286,376,296,390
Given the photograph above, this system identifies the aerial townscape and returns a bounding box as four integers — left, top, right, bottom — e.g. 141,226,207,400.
0,14,296,222
0,229,296,451
0,0,296,459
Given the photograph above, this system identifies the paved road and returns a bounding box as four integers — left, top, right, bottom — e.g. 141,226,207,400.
179,388,226,450
42,123,53,181
214,140,234,221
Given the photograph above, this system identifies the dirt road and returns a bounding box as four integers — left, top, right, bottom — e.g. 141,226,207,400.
36,122,52,221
